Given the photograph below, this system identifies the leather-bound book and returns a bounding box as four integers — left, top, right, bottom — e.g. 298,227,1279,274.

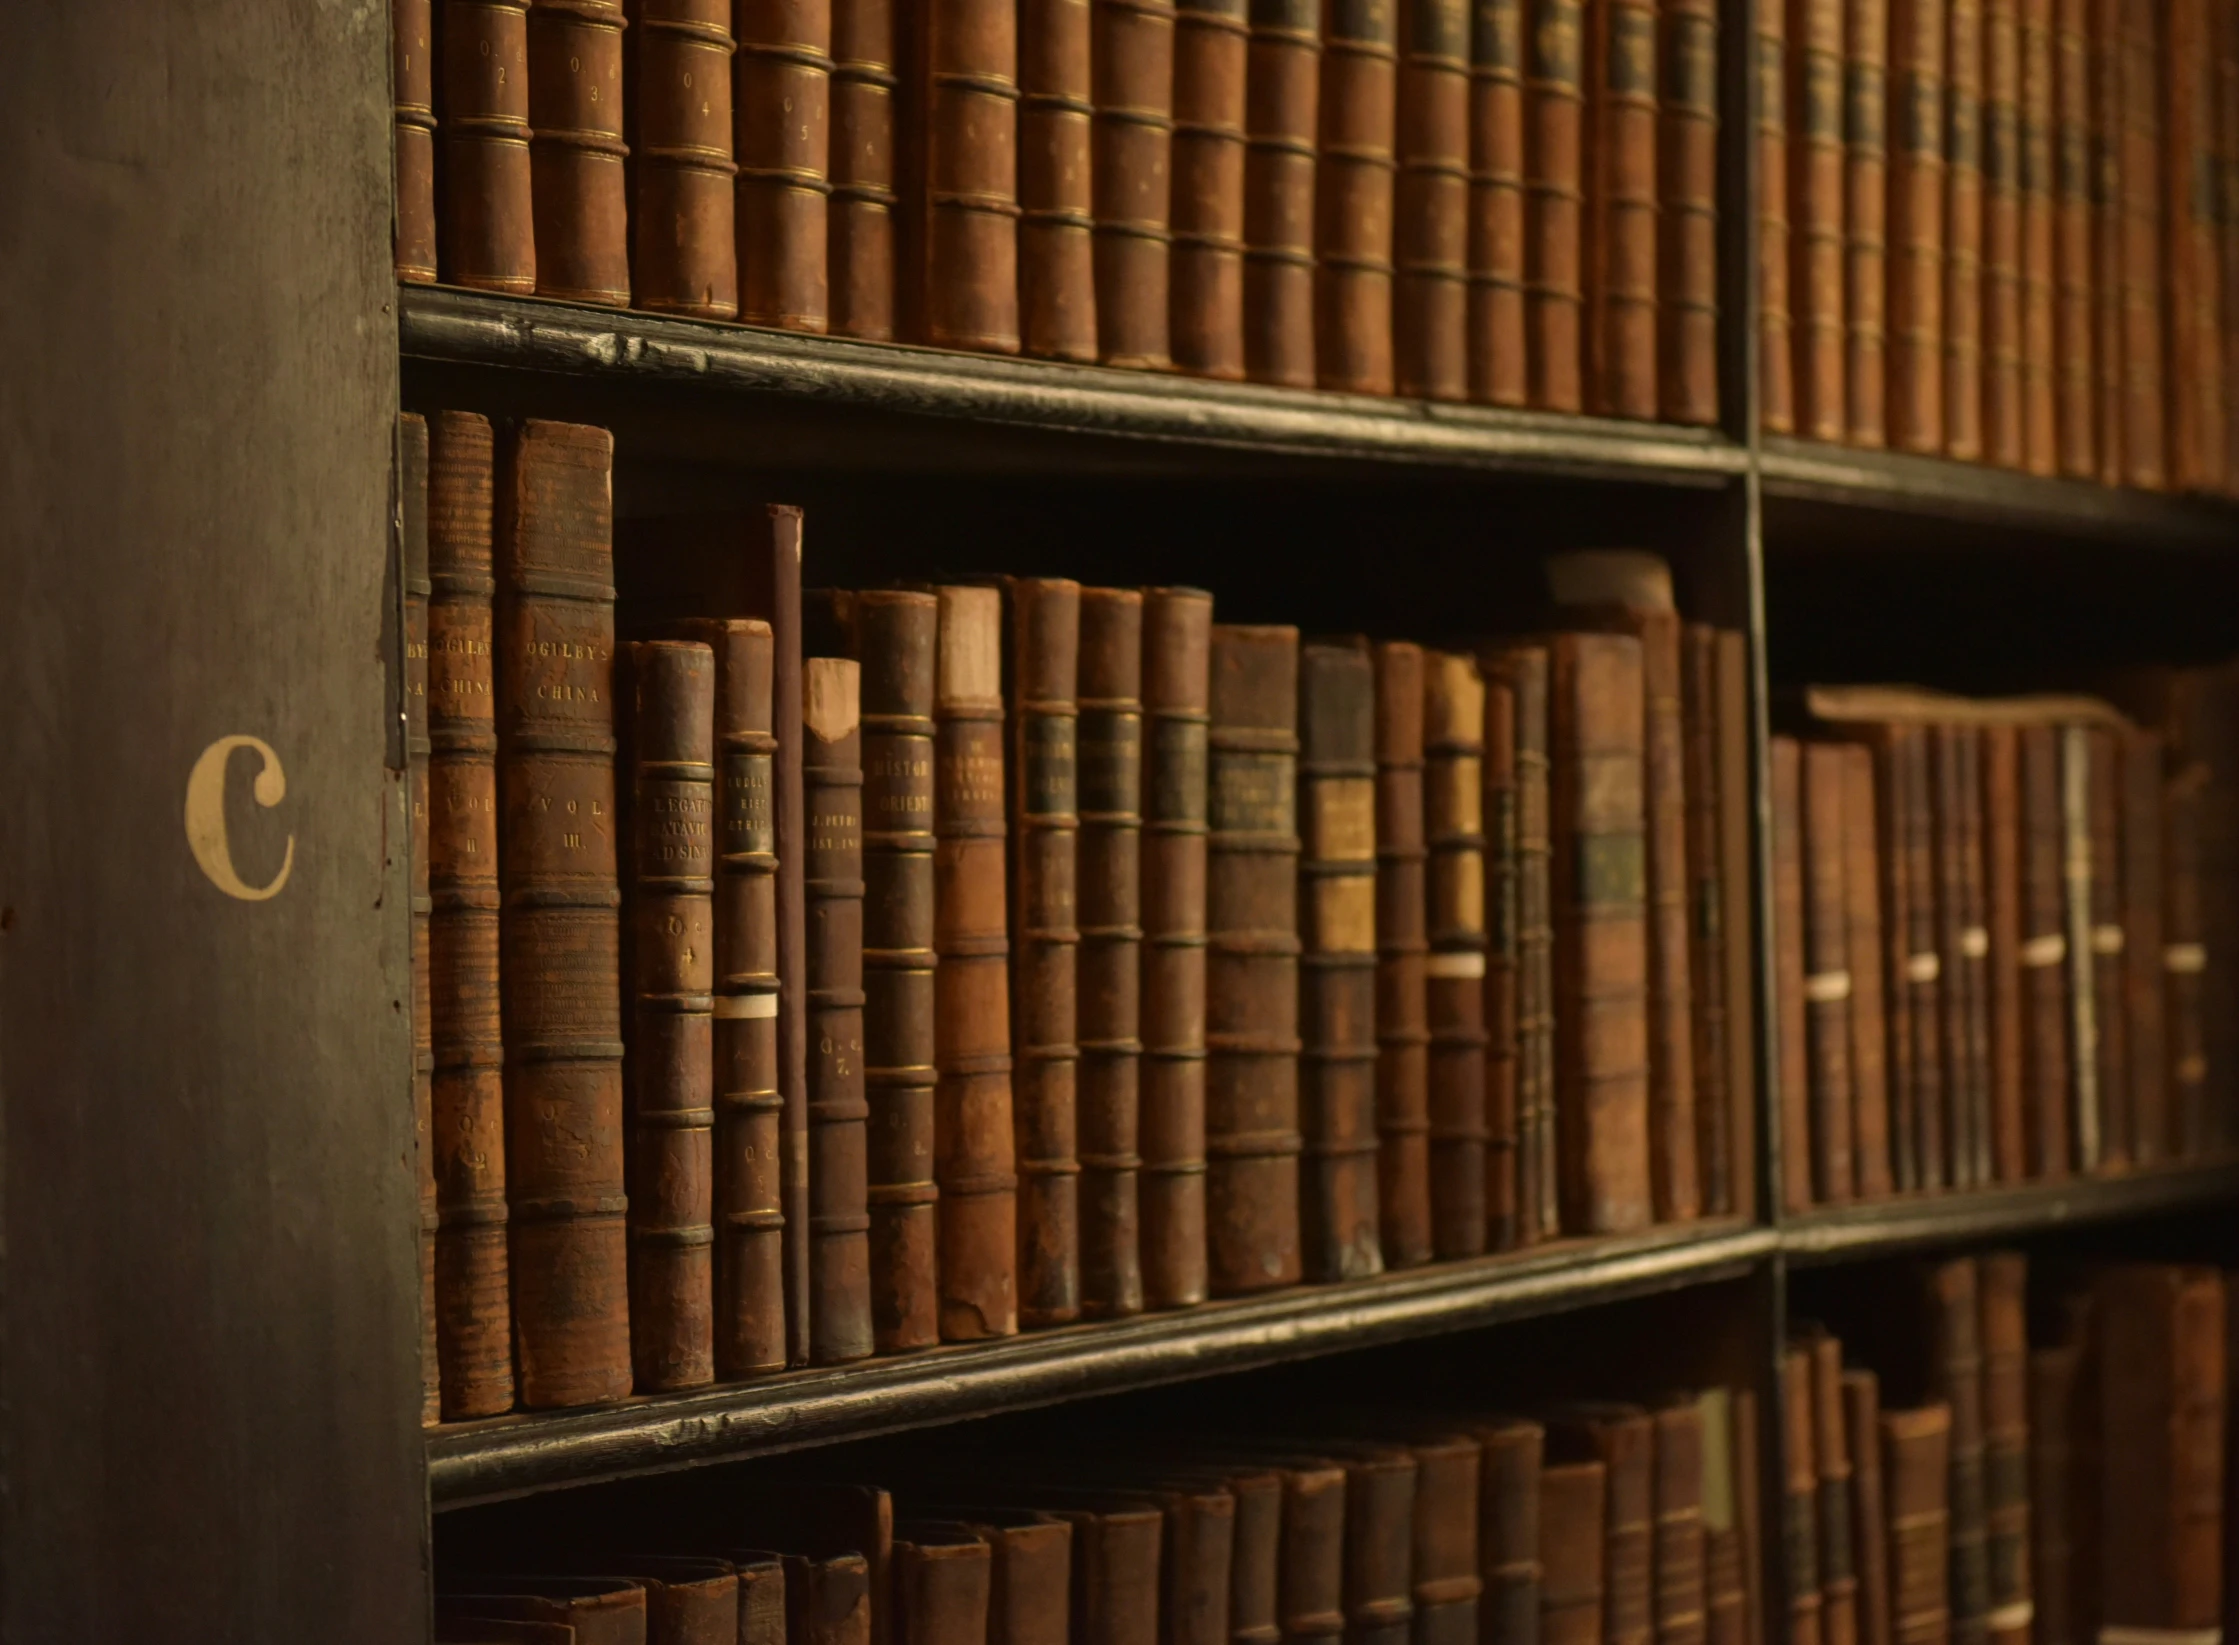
1141,587,1213,1310
893,1525,994,1645
748,1483,889,1645
1840,1372,1890,1645
1489,645,1559,1243
1698,1392,1745,1645
1242,0,1322,386
1649,1400,1706,1645
734,0,833,329
1375,643,1434,1268
1316,0,1400,393
429,410,514,1422
1525,0,1586,411
2051,0,2092,474
2023,1345,2078,1645
596,1558,742,1645
2056,727,2100,1170
2017,0,2055,471
1549,632,1649,1234
1008,579,1083,1328
1780,1347,1825,1645
1975,1253,2029,1645
1839,745,1892,1200
1138,1478,1236,1645
1475,1418,1544,1645
2222,7,2239,496
1982,0,2023,466
1582,0,1659,420
1863,726,1931,1192
1732,1388,1765,1645
1270,1459,1348,1645
403,416,440,1425
625,640,720,1390
1018,0,1098,359
1406,1433,1482,1645
397,0,439,282
1206,625,1303,1295
631,0,741,318
1845,0,1890,444
1208,1466,1282,1645
1468,0,1528,405
2084,728,2124,1165
1395,0,1472,400
2015,725,2069,1178
2115,0,2163,487
934,585,1019,1340
1046,1501,1162,1645
528,0,632,305
1788,0,1846,443
2087,0,2121,483
1925,1258,1990,1645
1091,0,1177,368
946,1509,1069,1645
1169,0,1249,376
2160,758,2205,1157
1943,0,1984,459
444,0,538,291
1807,1334,1858,1645
1979,727,2023,1183
1659,0,1717,425
498,420,630,1410
1880,1406,1952,1645
1887,0,1947,452
1484,663,1520,1248
1759,0,1796,433
1802,743,1855,1206
1713,635,1755,1220
1539,1461,1608,1645
438,1580,647,1644
830,0,899,337
1929,726,1983,1188
1551,1408,1650,1645
1286,1443,1413,1645
2119,728,2166,1162
898,0,1021,351
783,1552,873,1645
1298,641,1383,1282
1078,589,1146,1316
1425,653,1489,1258
1771,737,1813,1213
1958,729,1995,1185
2095,1266,2227,1637
804,655,873,1362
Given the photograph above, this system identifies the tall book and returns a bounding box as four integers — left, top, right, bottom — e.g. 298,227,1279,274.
1929,725,1988,1188
497,420,630,1410
1979,727,2024,1182
1772,737,1813,1213
1525,0,1587,411
2119,727,2166,1162
1395,0,1472,400
1375,642,1434,1267
1541,1460,1609,1645
1485,643,1559,1243
1660,0,1718,425
1169,0,1250,376
2017,0,2056,471
403,415,439,1425
630,0,740,319
395,0,438,283
2058,726,2100,1169
2161,752,2207,1156
1802,743,1856,1205
442,0,537,292
527,0,631,306
1976,1253,2029,1645
1943,0,1984,459
735,0,834,329
1316,0,1400,392
830,0,899,338
2084,727,2126,1163
1476,1418,1544,1645
1018,0,1098,359
1881,1406,1952,1645
1714,634,1756,1219
1888,0,1948,452
1926,1258,1990,1645
1650,1399,1707,1645
1807,1333,1858,1645
1790,0,1847,441
2167,0,2226,493
1846,0,1890,444
1700,1391,1748,1645
2016,724,2070,1178
1981,0,2023,467
1583,0,1660,419
1242,0,1321,385
1840,1371,1890,1645
1425,653,1489,1257
1877,724,1942,1191
2116,0,2163,486
1206,625,1303,1295
1410,1431,1484,1645
899,0,1022,351
1780,1347,1825,1645
2088,0,2122,483
1091,0,1177,368
1679,630,1730,1216
1839,745,1892,1199
1760,0,1797,433
1469,0,1529,405
2024,1344,2079,1645
1486,661,1521,1250
2052,0,2093,475
1551,1408,1651,1645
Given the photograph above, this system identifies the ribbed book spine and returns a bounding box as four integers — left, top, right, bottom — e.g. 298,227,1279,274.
1317,0,1401,391
1802,743,1855,1205
1840,744,1892,1199
1526,0,1587,410
1468,0,1528,404
830,0,899,337
1888,0,1948,452
1789,0,1847,442
1019,0,1098,358
396,0,439,283
1395,0,1472,399
1092,0,1179,366
2051,0,2094,474
632,0,741,320
1424,652,1489,1256
1243,0,1322,384
1374,642,1434,1267
2018,0,2056,470
1659,0,1719,424
1583,0,1661,419
1847,0,1891,444
1944,0,1985,459
1982,0,2025,466
1169,0,1250,375
402,415,439,1425
528,0,632,306
1484,662,1521,1249
735,0,834,329
443,0,537,292
1760,0,1796,432
900,0,1023,350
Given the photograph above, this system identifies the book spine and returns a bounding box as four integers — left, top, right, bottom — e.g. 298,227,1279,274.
1760,0,1797,432
831,0,899,337
1244,0,1323,385
1659,0,1718,424
1840,1371,1890,1645
1888,0,1948,451
1410,1436,1483,1645
1802,743,1855,1205
1844,0,1890,442
2016,725,2070,1178
443,0,538,291
625,640,720,1391
632,0,742,319
1771,737,1813,1213
892,1528,994,1645
1374,643,1434,1267
1956,728,1995,1187
1781,1347,1825,1645
2058,726,2099,1169
1395,0,1472,400
1527,0,1587,410
1651,1402,1707,1645
1980,727,2025,1182
1875,728,1927,1192
1584,0,1660,419
934,584,1020,1340
2017,0,2056,471
2167,0,2226,491
1541,1461,1610,1645
1206,625,1304,1295
1141,587,1214,1309
497,419,630,1410
1928,1257,1991,1645
1299,642,1384,1282
1077,589,1146,1316
1019,0,1099,358
1222,1469,1286,1645
901,0,1022,350
1010,580,1083,1327
1469,0,1529,404
1712,633,1755,1220
2088,0,2122,482
2051,0,2093,472
1881,1407,1953,1645
1839,745,1892,1199
1790,0,1847,442
1700,1392,1745,1645
2119,729,2167,1162
1425,653,1490,1256
2085,727,2127,1164
2116,0,2165,487
1944,0,1985,458
1340,1449,1420,1645
2160,763,2207,1154
1317,0,1401,391
1932,727,1976,1186
1171,0,1251,376
1976,1253,2030,1645
397,0,439,283
529,0,632,305
1477,1420,1545,1645
402,416,439,1426
1582,1412,1653,1645
1484,665,1521,1249
1514,649,1559,1242
1809,1336,1858,1645
1093,0,1179,366
2221,0,2239,495
1278,1465,1350,1645
1639,612,1698,1222
1983,0,2024,466
1680,627,1730,1217
735,0,834,329
2024,1345,2079,1645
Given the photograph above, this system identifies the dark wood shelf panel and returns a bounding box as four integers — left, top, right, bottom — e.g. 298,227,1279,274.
426,1222,1773,1507
1781,1159,2239,1266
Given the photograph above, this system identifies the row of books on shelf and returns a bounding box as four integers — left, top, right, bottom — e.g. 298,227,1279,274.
434,1381,1762,1645
1758,0,2239,496
391,0,1722,417
403,410,1761,1423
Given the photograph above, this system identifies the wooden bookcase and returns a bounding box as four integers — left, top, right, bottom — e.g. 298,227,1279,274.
7,1,2237,1638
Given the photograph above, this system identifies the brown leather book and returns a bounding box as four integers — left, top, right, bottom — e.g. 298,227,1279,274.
933,584,1019,1340
1468,0,1528,404
830,0,899,338
946,1509,1069,1645
2222,4,2239,497
1425,653,1489,1257
1838,745,1892,1200
1141,587,1214,1309
1092,0,1178,367
1943,0,1984,459
2017,0,2055,471
1170,0,1249,376
804,654,873,1362
625,640,720,1391
1840,1372,1889,1645
1044,1500,1161,1645
1649,1400,1706,1645
2056,726,2100,1170
1771,738,1813,1213
1863,727,1926,1191
1298,641,1383,1282
1699,1392,1745,1645
1375,642,1434,1268
1243,0,1322,386
898,0,1022,351
1408,1433,1482,1645
1658,0,1717,424
1929,726,1985,1188
2160,756,2206,1156
1539,1460,1608,1645
438,1580,647,1644
783,1552,872,1645
1845,0,1890,444
2115,0,2163,486
1713,634,1755,1220
1802,743,1856,1206
397,0,439,282
2084,727,2125,1165
1978,727,2023,1182
2088,0,2122,483
749,1483,888,1645
1476,1418,1545,1645
1018,0,1098,359
596,1557,742,1645
1550,632,1649,1234
631,0,741,319
1396,0,1472,399
1760,0,1797,433
444,0,538,291
498,420,630,1410
1484,663,1520,1250
894,1525,994,1645
2095,1266,2227,1635
403,416,440,1426
1206,625,1303,1295
1211,1466,1282,1645
1552,1408,1650,1645
1143,1478,1237,1645
1925,1258,1990,1645
1492,645,1560,1243
1332,1444,1417,1645
1789,0,1846,442
1078,589,1146,1316
528,0,631,306
1780,1347,1825,1645
1582,0,1659,419
1317,0,1400,392
2051,0,2093,474
1525,0,1586,411
734,0,833,329
2015,725,2069,1179
1887,0,1948,452
2023,1345,2078,1645
1805,1335,1858,1645
1009,579,1083,1328
2119,727,2166,1162
1267,1458,1347,1645
1959,728,1995,1185
1880,1405,1952,1645
1975,1253,2028,1645
1982,0,2023,466
2167,0,2226,492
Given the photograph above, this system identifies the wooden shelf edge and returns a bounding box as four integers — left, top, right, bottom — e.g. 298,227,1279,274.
425,1222,1773,1507
397,285,1749,483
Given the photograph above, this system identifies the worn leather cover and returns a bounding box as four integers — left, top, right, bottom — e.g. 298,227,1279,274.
403,416,440,1425
1929,727,1984,1188
2168,0,2226,491
1335,1444,1417,1645
1299,641,1384,1282
1974,1253,2029,1645
2088,0,2123,483
2085,727,2126,1164
1212,1466,1283,1645
1539,1460,1608,1645
1396,0,1471,399
1484,664,1521,1248
1881,1405,1952,1645
1469,0,1528,404
630,0,741,318
1424,653,1489,1257
2014,725,2070,1177
1264,1459,1346,1645
899,0,1022,351
2119,727,2167,1161
1077,589,1146,1315
499,420,631,1410
1713,634,1756,1221
1525,0,1586,410
1888,0,1948,452
734,0,834,329
1476,1419,1543,1645
625,640,720,1390
1042,1499,1162,1645
1374,643,1433,1267
1491,645,1559,1243
784,1553,873,1645
2017,0,2056,470
1557,1408,1650,1645
2160,751,2207,1156
1771,738,1813,1214
831,0,899,337
948,1509,1070,1645
1019,0,1098,358
2118,0,2166,486
1845,0,1890,443
1170,0,1250,375
1979,727,2023,1182
1650,1400,1707,1645
1658,0,1717,424
1402,1433,1480,1645
1317,0,1400,392
1141,587,1214,1309
1802,743,1855,1206
1982,0,2024,465
1841,1371,1890,1645
1093,0,1178,367
2057,727,2101,1170
1926,1259,1990,1645
1141,1478,1236,1645
1244,0,1322,385
439,1580,648,1645
894,1525,993,1645
1582,0,1659,419
1958,728,1995,1185
1806,1335,1858,1645
2023,1345,2078,1645
529,0,632,305
1839,745,1892,1200
1789,0,1846,441
1780,1347,1826,1645
1944,0,1985,459
1759,0,1796,433
2051,0,2094,474
597,1556,741,1645
1206,625,1303,1295
445,0,539,291
397,0,439,282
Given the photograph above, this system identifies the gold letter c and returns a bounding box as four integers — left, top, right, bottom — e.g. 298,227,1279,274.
184,735,296,902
